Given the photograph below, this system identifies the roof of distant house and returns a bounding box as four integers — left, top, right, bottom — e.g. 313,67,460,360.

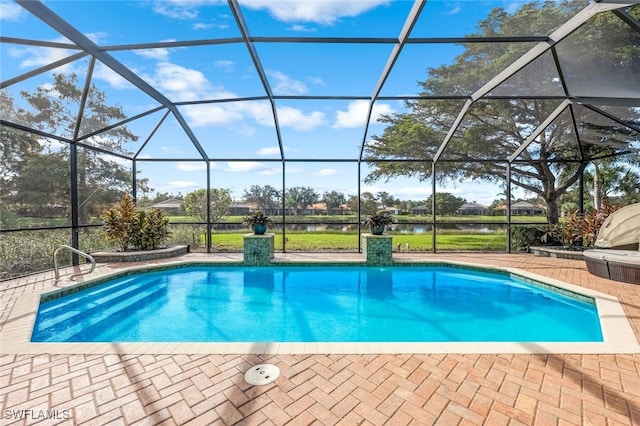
150,198,183,209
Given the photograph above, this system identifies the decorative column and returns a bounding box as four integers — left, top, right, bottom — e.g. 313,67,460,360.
362,234,393,266
243,233,275,266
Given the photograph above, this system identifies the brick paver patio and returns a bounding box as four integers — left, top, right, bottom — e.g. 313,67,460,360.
1,253,639,425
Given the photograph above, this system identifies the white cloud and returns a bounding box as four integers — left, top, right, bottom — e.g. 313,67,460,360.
85,32,110,45
313,169,338,177
9,44,72,70
176,162,207,172
193,21,228,30
443,5,462,16
187,100,326,132
9,32,107,72
140,60,247,126
239,0,390,25
306,76,325,87
193,22,214,30
289,24,316,32
152,1,200,20
224,162,267,172
371,102,395,120
268,70,308,95
238,126,257,137
214,59,234,71
0,2,26,21
132,58,326,132
149,1,233,31
153,62,212,99
257,146,285,155
182,101,271,129
93,62,132,89
181,104,244,127
238,102,275,127
277,106,326,131
135,48,171,61
334,100,394,128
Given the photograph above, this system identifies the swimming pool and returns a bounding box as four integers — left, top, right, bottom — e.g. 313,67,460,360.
31,264,603,343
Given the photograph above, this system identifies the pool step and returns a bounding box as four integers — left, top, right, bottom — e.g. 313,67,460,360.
38,276,146,319
62,281,168,342
33,277,166,341
35,276,153,331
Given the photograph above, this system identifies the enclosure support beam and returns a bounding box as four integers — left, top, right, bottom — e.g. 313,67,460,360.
282,162,287,253
206,163,212,254
70,145,79,265
579,171,585,215
432,164,437,253
506,163,512,253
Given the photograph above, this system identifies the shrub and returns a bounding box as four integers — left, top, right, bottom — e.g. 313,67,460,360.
534,205,619,249
510,225,544,251
101,194,138,251
580,205,619,247
0,228,108,280
100,194,170,251
134,209,171,250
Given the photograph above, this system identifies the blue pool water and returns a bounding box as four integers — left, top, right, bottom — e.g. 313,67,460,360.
31,265,603,343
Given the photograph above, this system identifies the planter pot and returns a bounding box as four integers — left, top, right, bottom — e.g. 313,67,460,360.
370,225,385,235
252,223,267,235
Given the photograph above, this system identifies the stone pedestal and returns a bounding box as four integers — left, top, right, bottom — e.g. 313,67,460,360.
362,234,393,266
243,233,275,266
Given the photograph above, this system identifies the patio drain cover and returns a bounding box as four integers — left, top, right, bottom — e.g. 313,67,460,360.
244,364,280,385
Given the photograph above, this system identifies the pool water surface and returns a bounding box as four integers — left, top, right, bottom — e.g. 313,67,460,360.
31,265,603,343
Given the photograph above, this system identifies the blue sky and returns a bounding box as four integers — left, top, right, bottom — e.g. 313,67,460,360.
0,0,537,204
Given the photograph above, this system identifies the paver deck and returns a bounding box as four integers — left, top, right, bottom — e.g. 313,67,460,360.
1,252,640,425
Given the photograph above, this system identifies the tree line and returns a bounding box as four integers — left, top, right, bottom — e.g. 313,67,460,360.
138,186,553,221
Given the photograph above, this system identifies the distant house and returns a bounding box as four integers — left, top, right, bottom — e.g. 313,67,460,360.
412,205,430,215
229,202,254,216
328,204,353,215
457,202,488,216
150,198,182,209
382,206,399,215
304,203,328,215
149,198,183,214
512,201,546,216
498,201,546,216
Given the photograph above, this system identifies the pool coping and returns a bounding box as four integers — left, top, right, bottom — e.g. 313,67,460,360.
2,258,639,355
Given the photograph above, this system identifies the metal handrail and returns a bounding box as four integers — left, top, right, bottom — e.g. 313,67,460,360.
53,245,96,281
